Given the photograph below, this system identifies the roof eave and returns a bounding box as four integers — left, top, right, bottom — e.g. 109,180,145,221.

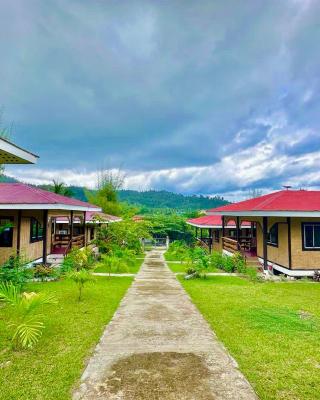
0,138,39,164
207,210,320,217
0,203,102,212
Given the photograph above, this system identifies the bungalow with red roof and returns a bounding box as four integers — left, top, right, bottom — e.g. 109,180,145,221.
0,183,101,265
208,189,320,277
187,214,254,253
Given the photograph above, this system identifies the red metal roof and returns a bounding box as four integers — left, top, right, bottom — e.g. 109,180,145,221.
0,183,100,211
207,190,320,214
187,215,251,228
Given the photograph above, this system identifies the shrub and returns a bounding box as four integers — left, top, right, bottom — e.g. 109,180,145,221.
0,282,57,349
100,253,134,275
233,252,247,274
166,240,190,261
67,269,95,301
61,247,95,274
210,251,225,269
0,255,31,289
33,265,58,281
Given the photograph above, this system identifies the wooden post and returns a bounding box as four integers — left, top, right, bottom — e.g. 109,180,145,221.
195,227,198,238
16,210,22,255
209,228,213,253
222,216,225,237
42,210,48,265
200,228,203,240
262,217,268,270
83,211,87,247
236,216,240,249
222,216,225,251
287,217,292,270
70,211,74,247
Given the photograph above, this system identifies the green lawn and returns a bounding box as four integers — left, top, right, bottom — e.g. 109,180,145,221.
0,277,133,400
167,261,220,273
94,257,144,273
180,276,320,400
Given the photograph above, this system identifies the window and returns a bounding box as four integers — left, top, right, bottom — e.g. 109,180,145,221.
30,218,43,243
0,217,13,247
267,223,278,246
303,223,320,250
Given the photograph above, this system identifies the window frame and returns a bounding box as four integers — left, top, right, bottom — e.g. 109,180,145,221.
302,222,320,251
0,216,14,248
30,217,43,243
267,223,279,247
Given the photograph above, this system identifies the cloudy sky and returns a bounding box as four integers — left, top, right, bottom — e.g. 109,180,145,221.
1,0,320,200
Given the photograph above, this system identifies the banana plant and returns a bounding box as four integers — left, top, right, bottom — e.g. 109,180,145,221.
0,282,57,349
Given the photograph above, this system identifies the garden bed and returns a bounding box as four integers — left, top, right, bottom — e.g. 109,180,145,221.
180,275,320,400
0,276,133,400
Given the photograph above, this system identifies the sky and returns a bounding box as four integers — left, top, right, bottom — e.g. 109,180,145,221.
1,0,320,201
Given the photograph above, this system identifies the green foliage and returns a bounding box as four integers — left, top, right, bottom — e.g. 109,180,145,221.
117,190,229,213
61,247,95,273
33,265,58,281
67,269,95,301
0,255,32,288
165,240,191,261
145,214,195,243
210,251,247,273
0,282,57,348
96,220,151,254
0,278,133,399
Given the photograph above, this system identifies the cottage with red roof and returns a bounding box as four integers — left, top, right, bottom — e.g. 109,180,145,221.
208,189,320,277
0,183,102,265
187,215,254,253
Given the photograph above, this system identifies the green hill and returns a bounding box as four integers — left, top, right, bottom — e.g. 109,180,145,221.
0,175,229,213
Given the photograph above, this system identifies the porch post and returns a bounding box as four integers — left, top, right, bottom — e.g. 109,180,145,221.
42,210,48,265
200,228,203,240
287,217,292,269
195,227,198,238
209,228,213,253
236,216,240,249
16,210,22,255
70,210,74,246
222,216,225,237
262,217,268,270
83,211,87,247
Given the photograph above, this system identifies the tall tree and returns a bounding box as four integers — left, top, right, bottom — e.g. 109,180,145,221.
51,180,73,197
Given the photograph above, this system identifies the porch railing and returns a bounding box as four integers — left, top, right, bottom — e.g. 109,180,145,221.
52,234,85,255
222,237,239,253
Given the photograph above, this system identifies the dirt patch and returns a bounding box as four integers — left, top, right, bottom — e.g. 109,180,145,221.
99,352,215,400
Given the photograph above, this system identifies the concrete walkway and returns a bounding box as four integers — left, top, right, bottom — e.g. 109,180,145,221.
73,250,257,400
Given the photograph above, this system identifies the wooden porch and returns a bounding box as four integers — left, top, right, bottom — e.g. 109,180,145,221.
51,233,85,256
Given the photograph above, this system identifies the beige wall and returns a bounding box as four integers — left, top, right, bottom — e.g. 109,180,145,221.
291,217,320,270
230,216,320,271
0,210,87,265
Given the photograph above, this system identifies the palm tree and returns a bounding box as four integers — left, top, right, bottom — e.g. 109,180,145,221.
52,180,73,198
0,282,57,348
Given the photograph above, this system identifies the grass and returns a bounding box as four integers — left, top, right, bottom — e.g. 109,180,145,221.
0,276,133,400
167,261,220,273
180,276,320,400
94,256,144,274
